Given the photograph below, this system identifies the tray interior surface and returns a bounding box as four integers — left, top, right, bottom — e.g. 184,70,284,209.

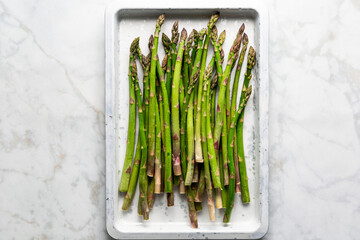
113,8,263,236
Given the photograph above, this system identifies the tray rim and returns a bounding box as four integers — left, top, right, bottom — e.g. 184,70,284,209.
105,1,269,239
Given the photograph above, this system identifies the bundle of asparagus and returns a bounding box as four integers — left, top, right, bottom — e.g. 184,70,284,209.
119,13,256,228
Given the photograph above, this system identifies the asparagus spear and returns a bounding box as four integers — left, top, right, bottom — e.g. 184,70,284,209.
162,33,172,102
210,74,218,133
194,163,205,202
184,69,200,186
217,146,227,208
154,91,162,193
122,136,141,210
179,74,186,194
231,33,248,193
186,185,198,228
182,71,200,228
156,56,173,193
224,86,252,223
192,162,199,183
148,176,155,209
131,60,149,219
171,21,179,76
167,192,174,207
194,13,219,164
144,36,153,142
226,24,245,132
122,44,151,210
203,62,216,220
183,30,195,93
202,57,220,190
179,31,196,193
171,28,187,177
119,38,139,192
148,14,165,177
190,30,199,75
211,27,241,189
237,46,256,203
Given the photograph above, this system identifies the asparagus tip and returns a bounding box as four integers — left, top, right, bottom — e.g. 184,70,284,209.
157,14,165,27
130,37,140,54
181,28,187,41
220,48,225,63
162,33,171,51
246,85,252,100
148,35,154,50
248,46,256,67
243,33,249,44
162,54,168,69
208,13,220,30
199,28,206,41
172,21,179,44
239,23,245,34
205,62,213,80
187,29,195,46
231,34,242,55
210,26,218,44
140,53,146,68
211,74,218,89
218,30,226,47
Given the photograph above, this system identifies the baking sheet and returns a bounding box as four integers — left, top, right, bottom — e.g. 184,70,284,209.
105,1,269,239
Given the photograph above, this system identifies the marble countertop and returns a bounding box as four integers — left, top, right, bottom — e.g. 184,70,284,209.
1,0,359,239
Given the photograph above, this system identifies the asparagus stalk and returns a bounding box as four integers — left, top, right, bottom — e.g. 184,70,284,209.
171,21,179,76
154,91,162,193
167,192,174,207
194,13,219,164
230,33,248,124
211,27,242,190
184,69,200,185
210,74,218,133
144,37,153,142
204,62,216,220
156,56,173,193
179,31,196,192
160,57,168,194
224,86,252,223
183,30,195,93
202,57,221,190
122,136,141,210
119,38,138,192
231,33,248,193
221,106,229,186
148,14,165,177
162,33,172,102
131,60,149,219
192,163,199,183
122,43,151,210
186,186,198,228
179,74,186,194
148,177,155,209
137,194,142,216
190,30,199,75
211,27,241,148
194,165,205,202
171,28,187,177
237,46,256,203
217,147,227,208
226,24,245,131
185,83,196,185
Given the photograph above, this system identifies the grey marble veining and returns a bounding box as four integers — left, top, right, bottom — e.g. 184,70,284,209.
0,0,359,239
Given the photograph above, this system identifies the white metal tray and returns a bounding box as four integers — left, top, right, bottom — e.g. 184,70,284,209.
105,1,269,239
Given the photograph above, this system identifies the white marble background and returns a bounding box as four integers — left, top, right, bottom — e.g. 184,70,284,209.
0,0,359,239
